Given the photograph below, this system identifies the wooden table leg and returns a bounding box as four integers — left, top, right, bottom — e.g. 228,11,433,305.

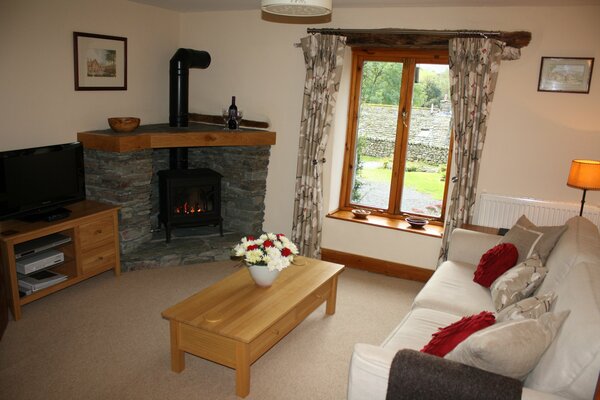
235,342,251,397
169,321,185,372
325,275,339,315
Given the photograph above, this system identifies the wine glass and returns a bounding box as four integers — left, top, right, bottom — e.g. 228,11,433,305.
221,108,230,130
235,110,243,130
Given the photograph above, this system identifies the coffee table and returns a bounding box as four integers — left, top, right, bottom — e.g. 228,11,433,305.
161,257,345,397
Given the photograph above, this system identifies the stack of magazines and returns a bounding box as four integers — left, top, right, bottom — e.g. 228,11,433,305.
18,270,68,295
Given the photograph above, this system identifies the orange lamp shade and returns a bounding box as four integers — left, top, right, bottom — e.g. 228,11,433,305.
567,160,600,190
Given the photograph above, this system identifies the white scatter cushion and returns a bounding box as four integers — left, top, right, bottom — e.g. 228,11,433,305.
445,311,570,380
500,223,544,265
496,292,556,322
491,254,547,311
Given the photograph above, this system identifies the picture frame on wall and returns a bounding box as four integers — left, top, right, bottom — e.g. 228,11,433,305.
537,57,594,94
73,32,127,91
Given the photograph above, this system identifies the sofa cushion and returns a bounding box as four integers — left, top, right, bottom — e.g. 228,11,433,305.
490,255,547,311
413,261,495,316
382,307,464,352
515,215,567,264
446,311,569,380
500,223,544,264
496,292,556,322
537,216,600,295
421,311,496,357
447,228,501,265
473,243,518,287
525,261,600,399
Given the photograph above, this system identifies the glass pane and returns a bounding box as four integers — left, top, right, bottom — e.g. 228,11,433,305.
400,63,451,218
351,61,403,209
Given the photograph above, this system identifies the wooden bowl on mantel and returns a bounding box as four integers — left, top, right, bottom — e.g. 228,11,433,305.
108,117,140,133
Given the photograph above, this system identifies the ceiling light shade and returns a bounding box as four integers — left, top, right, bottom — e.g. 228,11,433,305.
261,0,332,17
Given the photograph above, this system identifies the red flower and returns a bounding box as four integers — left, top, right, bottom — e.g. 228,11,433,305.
263,240,274,248
246,235,255,241
276,233,286,239
247,244,259,250
281,248,292,257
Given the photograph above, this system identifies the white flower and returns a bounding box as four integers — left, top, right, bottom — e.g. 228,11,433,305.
245,249,264,264
268,257,287,271
266,233,277,241
233,243,246,257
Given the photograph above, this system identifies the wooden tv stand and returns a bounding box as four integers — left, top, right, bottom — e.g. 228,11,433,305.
0,200,120,320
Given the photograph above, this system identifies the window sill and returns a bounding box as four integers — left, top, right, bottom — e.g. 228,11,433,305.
326,210,443,238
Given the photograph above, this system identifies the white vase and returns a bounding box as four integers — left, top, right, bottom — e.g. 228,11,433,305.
247,264,280,287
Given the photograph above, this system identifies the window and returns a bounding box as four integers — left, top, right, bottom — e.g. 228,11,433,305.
340,48,452,223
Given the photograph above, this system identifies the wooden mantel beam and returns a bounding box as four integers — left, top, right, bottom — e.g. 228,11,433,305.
306,28,532,49
77,123,276,153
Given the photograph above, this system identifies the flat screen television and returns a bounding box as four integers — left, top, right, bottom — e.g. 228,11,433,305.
0,142,86,221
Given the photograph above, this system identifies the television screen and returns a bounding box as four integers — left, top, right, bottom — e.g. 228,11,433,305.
0,142,86,221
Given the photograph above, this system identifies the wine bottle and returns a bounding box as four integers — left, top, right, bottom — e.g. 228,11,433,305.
227,96,238,130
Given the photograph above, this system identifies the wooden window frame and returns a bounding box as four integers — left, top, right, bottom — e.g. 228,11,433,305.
339,47,452,225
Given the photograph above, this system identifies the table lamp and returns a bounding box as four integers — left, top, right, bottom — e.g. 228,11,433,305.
567,159,600,216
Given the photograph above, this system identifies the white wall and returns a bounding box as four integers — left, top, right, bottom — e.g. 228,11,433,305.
0,0,179,151
2,2,598,270
180,5,600,270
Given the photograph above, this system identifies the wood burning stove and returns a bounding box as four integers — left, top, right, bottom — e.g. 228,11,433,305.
157,168,223,243
157,48,223,243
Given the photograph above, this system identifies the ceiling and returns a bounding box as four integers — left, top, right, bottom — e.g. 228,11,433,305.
129,0,600,12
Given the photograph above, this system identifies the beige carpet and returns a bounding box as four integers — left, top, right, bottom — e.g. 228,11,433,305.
0,261,423,400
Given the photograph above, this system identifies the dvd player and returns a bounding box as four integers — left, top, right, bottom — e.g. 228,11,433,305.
16,249,64,275
14,233,71,259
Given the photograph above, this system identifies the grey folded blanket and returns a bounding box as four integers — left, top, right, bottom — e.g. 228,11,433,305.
386,349,522,400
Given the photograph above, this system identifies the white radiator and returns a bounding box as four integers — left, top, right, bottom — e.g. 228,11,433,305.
473,193,600,229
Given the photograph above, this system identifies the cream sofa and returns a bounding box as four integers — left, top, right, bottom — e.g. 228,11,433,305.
348,216,600,400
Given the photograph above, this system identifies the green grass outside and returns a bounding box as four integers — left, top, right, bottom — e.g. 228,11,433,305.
359,167,445,200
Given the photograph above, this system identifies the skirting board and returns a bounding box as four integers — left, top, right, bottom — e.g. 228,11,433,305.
320,248,433,283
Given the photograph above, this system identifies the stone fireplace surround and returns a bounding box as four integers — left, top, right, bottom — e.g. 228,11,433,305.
78,124,275,270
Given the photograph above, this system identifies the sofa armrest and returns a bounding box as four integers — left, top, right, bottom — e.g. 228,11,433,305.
447,228,501,266
348,343,396,400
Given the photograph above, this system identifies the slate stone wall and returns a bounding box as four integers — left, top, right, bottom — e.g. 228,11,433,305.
84,149,153,254
84,145,270,255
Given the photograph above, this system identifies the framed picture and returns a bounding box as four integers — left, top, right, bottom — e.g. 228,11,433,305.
73,32,127,90
537,57,594,94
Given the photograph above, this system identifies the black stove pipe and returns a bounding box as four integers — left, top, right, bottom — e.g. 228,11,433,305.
169,48,211,127
169,48,211,169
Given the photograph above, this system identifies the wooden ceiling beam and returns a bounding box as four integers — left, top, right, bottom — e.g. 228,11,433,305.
306,28,532,49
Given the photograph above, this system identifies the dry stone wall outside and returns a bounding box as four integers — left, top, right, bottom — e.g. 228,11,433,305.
357,104,451,165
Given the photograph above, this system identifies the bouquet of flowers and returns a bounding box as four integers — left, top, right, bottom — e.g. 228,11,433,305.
233,233,299,271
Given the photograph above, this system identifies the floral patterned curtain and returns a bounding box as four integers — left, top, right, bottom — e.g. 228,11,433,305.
439,38,504,263
291,34,346,258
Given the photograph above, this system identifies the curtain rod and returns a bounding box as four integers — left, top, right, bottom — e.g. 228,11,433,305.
306,28,502,37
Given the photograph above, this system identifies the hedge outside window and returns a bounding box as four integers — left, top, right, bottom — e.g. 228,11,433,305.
339,48,452,223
